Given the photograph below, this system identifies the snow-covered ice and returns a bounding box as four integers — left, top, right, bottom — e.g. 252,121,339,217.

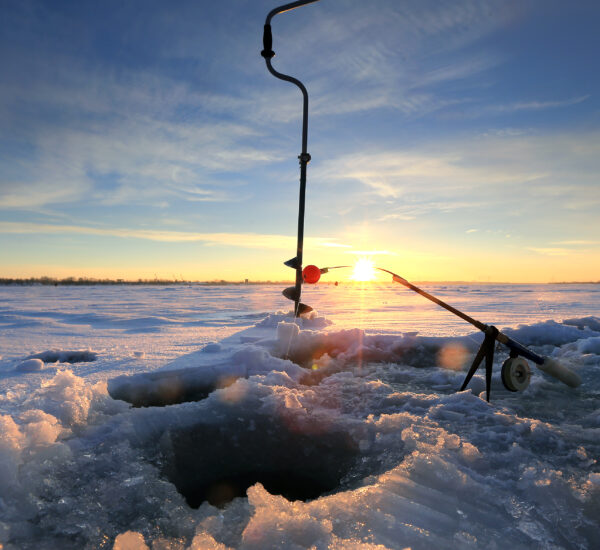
0,283,599,549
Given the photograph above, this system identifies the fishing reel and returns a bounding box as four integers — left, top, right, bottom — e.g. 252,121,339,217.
501,356,531,392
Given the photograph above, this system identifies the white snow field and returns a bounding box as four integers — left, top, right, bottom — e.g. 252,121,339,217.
0,283,599,549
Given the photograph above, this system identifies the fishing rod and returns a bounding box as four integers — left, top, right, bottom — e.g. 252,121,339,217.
300,263,581,401
261,0,321,316
375,267,581,401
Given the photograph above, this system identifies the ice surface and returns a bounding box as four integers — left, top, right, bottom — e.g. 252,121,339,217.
0,284,599,549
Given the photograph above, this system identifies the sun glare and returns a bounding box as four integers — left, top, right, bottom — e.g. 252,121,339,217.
351,257,376,282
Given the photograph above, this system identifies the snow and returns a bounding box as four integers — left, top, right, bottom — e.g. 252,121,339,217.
15,358,44,373
0,283,599,549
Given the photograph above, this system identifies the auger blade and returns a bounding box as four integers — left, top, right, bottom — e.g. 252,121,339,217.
282,286,300,302
282,287,312,315
296,303,313,315
284,257,301,269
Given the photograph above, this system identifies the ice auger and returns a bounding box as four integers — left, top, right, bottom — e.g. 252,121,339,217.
261,0,321,316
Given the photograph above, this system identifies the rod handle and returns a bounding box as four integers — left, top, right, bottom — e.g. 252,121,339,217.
261,24,275,58
537,357,581,388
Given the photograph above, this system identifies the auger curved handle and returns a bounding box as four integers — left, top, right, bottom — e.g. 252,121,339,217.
265,0,320,25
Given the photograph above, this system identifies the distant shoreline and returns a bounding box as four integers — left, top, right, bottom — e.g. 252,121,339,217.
0,277,284,286
0,277,597,286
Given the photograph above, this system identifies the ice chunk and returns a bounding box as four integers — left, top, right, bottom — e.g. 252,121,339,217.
276,320,300,356
503,320,599,346
108,365,239,407
0,415,25,489
15,358,44,373
202,343,222,353
576,336,600,355
563,316,600,332
189,533,231,550
24,370,108,429
113,531,149,550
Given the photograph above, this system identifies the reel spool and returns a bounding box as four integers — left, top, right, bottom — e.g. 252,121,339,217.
501,357,531,392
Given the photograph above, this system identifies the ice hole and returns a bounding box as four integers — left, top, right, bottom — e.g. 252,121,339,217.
108,368,239,407
27,350,97,363
159,413,360,508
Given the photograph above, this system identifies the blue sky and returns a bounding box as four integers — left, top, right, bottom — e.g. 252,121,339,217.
1,0,599,282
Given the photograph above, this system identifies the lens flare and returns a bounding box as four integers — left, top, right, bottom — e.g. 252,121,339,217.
351,257,376,282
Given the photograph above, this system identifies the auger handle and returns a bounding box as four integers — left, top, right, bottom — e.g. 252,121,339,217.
266,0,320,25
263,0,321,58
261,24,274,58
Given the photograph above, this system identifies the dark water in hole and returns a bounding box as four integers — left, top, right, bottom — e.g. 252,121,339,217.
183,471,341,508
159,413,361,508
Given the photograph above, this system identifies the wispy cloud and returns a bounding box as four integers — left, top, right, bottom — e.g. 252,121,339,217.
378,212,417,222
317,130,600,204
0,0,541,216
309,130,600,257
320,242,352,248
413,54,500,89
344,250,398,256
484,95,590,114
254,0,518,121
0,221,346,251
0,63,281,209
316,148,546,199
374,200,483,222
552,240,600,246
0,172,93,208
528,247,571,256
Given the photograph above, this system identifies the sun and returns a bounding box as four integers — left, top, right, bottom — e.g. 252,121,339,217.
351,257,376,282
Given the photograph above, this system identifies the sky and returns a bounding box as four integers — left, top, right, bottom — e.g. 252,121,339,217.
1,0,599,283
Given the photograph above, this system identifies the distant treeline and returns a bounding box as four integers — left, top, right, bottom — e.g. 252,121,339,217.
1,277,596,286
0,277,292,286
